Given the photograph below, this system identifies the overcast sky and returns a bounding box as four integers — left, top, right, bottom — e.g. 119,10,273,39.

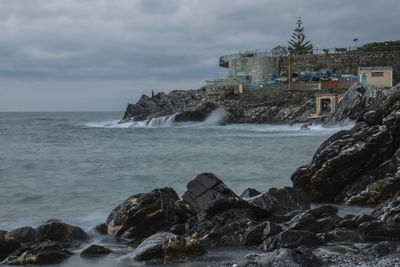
0,0,398,111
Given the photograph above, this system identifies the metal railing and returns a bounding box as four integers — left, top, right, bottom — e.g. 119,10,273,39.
219,46,400,67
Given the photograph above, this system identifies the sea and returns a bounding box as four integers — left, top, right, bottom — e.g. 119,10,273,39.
0,110,370,266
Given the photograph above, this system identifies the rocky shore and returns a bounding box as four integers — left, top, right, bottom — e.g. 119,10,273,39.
2,85,400,266
2,170,400,266
121,86,317,124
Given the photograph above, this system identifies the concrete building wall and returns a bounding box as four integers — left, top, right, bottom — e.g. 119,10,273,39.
227,52,400,86
358,69,392,87
228,56,280,82
279,52,400,86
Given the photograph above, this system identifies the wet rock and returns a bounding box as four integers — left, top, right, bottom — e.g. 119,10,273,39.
285,212,316,231
4,227,37,243
0,241,72,265
235,247,323,267
285,210,340,233
364,242,391,257
372,196,400,222
323,84,389,126
106,187,180,238
260,230,320,252
355,214,374,225
175,102,220,122
187,197,270,247
169,224,186,235
132,232,205,261
240,188,261,199
268,187,310,213
339,215,359,229
0,236,20,262
242,221,281,246
301,123,311,130
121,90,203,122
36,221,88,243
245,193,278,214
308,205,338,219
359,221,400,241
270,209,303,223
320,229,361,242
80,245,112,258
182,173,238,213
261,221,283,241
292,89,400,204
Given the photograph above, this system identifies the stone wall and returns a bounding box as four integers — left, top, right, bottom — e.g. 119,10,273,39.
226,52,400,86
279,52,400,85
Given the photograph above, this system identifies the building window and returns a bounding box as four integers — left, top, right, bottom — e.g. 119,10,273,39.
371,72,384,77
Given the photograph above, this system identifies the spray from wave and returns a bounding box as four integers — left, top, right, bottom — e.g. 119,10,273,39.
85,108,228,128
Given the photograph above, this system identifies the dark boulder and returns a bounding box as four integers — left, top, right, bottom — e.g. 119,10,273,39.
245,193,278,215
234,247,323,267
175,102,220,122
308,205,338,219
320,229,361,242
0,241,72,265
132,232,205,262
268,187,310,213
0,236,20,262
121,90,203,122
80,245,112,258
292,122,394,202
187,198,270,247
260,230,320,252
36,221,88,243
182,173,238,213
359,221,400,241
242,221,282,246
371,196,400,222
240,188,261,199
363,242,392,257
284,210,340,233
323,84,389,127
285,212,316,232
292,89,400,204
4,227,37,243
106,187,181,238
169,224,186,235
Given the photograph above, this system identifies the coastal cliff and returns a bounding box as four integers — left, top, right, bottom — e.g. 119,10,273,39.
121,86,317,124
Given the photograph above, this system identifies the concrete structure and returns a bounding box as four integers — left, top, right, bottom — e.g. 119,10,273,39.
228,56,280,83
358,66,393,88
310,93,344,117
220,51,400,87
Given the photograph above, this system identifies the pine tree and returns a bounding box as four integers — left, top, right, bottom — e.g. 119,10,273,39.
288,17,313,55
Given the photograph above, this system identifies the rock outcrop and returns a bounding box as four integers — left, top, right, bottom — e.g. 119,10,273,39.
323,83,390,127
121,90,203,122
106,187,182,238
80,245,112,258
1,241,72,265
121,87,317,124
292,86,400,204
132,232,205,261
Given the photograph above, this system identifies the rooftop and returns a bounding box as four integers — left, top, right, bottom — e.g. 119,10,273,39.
358,66,393,71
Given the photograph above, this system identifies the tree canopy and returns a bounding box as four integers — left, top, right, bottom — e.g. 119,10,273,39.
356,40,400,52
288,17,313,55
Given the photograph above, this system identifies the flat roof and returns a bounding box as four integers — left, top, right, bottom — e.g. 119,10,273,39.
358,66,392,71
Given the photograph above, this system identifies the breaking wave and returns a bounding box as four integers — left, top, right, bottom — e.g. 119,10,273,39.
85,108,228,128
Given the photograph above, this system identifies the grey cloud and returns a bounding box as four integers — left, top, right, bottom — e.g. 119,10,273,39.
0,0,398,111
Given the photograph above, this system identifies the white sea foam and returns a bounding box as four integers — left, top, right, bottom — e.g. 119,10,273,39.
84,110,355,135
